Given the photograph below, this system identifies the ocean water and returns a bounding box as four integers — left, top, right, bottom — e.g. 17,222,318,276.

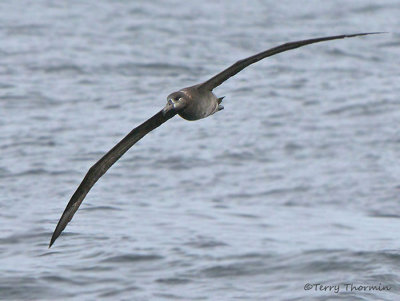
1,0,400,300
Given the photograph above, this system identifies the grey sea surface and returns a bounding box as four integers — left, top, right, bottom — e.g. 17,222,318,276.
1,0,400,300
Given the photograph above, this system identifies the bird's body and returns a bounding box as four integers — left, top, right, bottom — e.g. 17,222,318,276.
49,32,383,248
171,85,222,121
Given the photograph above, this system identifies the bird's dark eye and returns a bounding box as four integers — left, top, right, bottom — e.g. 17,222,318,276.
174,97,180,101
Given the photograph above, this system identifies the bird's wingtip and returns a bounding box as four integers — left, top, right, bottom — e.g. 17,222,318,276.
49,232,57,248
355,31,388,36
49,212,70,249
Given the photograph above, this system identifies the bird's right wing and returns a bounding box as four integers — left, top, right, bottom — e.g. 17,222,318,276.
49,108,176,247
198,32,384,91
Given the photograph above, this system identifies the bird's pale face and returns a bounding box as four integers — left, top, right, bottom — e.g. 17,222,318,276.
162,91,188,117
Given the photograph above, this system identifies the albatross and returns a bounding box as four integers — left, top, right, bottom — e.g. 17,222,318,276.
50,32,382,247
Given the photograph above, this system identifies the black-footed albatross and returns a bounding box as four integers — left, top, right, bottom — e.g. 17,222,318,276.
50,32,383,247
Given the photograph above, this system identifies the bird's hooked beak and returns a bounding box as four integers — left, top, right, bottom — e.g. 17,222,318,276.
162,97,186,118
162,99,176,118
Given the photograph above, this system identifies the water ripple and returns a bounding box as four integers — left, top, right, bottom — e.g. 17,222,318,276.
101,253,164,263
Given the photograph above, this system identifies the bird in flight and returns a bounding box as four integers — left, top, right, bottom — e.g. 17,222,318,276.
50,32,382,247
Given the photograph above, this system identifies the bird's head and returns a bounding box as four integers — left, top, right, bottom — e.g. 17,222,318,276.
162,91,188,118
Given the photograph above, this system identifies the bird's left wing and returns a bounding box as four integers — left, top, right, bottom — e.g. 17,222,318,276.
198,32,384,91
49,108,176,247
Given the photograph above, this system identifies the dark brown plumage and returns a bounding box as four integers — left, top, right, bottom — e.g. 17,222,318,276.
50,32,383,247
